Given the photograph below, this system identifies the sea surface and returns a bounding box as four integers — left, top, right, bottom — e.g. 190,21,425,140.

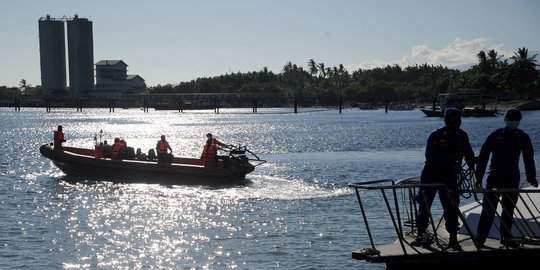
1,107,539,270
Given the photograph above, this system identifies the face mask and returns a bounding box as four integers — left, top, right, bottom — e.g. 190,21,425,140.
445,119,461,130
505,120,520,130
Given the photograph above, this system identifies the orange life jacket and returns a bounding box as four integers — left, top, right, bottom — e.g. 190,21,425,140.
158,140,170,153
202,139,219,167
110,142,124,159
94,145,104,159
53,130,64,149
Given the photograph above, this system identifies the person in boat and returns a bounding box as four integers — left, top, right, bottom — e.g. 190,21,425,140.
135,148,148,161
110,137,126,159
53,125,66,151
147,148,156,161
156,135,173,163
95,141,104,159
201,133,229,167
412,107,475,251
101,140,111,158
474,108,538,248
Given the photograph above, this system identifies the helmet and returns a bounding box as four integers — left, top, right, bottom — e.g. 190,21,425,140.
444,107,462,119
206,133,212,138
161,135,166,140
504,108,522,121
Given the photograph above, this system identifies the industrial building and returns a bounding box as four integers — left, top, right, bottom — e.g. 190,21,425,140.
67,15,94,96
38,15,145,98
94,60,145,96
38,15,67,96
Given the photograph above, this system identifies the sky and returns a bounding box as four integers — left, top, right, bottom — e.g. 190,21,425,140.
1,0,539,88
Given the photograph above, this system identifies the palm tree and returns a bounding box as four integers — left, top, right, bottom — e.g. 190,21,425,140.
283,61,293,73
476,51,489,73
19,79,27,92
317,63,326,78
325,67,332,78
487,49,502,69
338,64,347,75
308,59,318,76
507,47,539,95
510,47,537,67
484,50,505,95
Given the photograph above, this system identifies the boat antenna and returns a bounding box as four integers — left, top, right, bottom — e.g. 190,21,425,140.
94,128,104,145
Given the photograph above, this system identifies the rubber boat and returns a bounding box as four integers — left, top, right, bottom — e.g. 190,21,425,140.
40,144,266,185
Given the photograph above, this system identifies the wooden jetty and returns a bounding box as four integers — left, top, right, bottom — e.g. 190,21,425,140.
349,177,540,270
1,93,351,114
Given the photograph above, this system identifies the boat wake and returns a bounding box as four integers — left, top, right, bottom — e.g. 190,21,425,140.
239,174,352,200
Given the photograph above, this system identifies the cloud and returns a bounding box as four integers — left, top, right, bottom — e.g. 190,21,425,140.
347,38,514,71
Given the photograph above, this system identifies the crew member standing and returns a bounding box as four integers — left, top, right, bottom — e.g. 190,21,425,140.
156,135,173,163
474,108,538,247
412,108,475,251
201,133,228,167
53,125,66,150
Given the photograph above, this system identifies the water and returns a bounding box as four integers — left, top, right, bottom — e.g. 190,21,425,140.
1,107,539,269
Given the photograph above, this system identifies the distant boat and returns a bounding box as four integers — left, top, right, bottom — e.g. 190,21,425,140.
516,100,540,111
421,107,498,117
154,100,215,111
153,102,183,110
389,104,416,111
421,91,498,117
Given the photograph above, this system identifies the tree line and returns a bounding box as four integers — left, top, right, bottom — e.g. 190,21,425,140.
2,47,538,106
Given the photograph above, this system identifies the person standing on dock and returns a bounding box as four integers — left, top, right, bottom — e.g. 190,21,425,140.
474,108,538,247
53,125,66,150
412,107,475,251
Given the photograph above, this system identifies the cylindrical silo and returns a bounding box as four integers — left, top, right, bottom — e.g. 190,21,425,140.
67,15,94,96
38,15,67,97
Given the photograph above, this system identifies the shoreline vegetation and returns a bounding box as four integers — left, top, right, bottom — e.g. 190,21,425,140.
1,48,539,110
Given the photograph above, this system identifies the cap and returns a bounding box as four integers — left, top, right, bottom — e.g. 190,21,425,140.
444,107,462,119
504,108,522,121
206,133,212,138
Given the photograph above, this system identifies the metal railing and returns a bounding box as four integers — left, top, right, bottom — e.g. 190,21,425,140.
349,177,540,257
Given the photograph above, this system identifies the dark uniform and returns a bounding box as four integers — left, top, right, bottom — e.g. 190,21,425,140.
475,108,538,247
414,108,475,250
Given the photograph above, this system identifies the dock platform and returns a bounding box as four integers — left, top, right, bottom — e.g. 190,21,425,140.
349,177,540,269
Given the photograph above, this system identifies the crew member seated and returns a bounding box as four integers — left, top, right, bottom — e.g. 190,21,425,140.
147,149,156,161
110,138,126,159
101,140,111,158
95,142,105,159
135,148,148,160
